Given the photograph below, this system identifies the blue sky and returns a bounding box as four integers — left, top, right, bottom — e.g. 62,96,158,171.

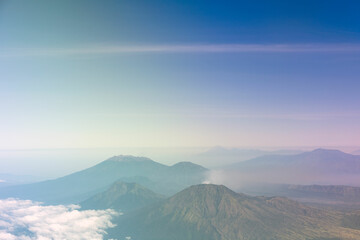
1,0,360,150
1,0,360,45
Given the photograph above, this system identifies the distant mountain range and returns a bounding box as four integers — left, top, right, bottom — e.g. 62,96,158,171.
108,184,360,240
2,150,360,239
80,181,164,212
2,149,360,204
193,146,302,167
222,149,360,186
230,149,360,173
0,155,208,204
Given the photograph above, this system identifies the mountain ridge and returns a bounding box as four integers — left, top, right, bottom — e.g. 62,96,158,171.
109,184,360,240
223,149,360,186
0,155,208,204
80,181,164,212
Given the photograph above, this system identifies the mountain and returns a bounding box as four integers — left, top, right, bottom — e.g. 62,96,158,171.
80,181,164,212
108,184,360,240
231,149,360,172
225,149,360,186
0,155,208,204
193,146,302,167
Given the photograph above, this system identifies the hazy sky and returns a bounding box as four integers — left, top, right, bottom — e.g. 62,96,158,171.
1,0,360,150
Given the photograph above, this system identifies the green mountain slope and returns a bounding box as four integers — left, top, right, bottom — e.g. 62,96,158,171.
109,184,360,240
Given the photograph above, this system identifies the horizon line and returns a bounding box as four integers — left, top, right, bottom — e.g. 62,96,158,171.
0,146,358,151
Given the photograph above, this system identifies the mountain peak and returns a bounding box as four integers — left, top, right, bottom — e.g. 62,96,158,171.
106,155,154,163
312,148,343,153
183,183,233,193
306,148,349,157
80,181,164,211
171,162,208,171
172,184,238,202
112,183,355,240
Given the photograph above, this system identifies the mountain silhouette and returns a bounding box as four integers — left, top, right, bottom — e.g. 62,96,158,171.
0,155,208,204
226,149,360,186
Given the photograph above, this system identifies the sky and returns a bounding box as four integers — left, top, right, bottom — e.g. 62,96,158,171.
1,0,360,152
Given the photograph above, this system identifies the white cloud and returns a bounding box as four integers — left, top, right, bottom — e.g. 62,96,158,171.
0,180,6,183
0,198,119,240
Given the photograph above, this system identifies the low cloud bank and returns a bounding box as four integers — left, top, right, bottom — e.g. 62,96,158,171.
0,198,119,240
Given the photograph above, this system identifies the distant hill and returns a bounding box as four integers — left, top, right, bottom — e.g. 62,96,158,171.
231,149,360,173
0,155,208,204
224,149,360,186
193,146,302,167
80,181,164,212
108,184,360,240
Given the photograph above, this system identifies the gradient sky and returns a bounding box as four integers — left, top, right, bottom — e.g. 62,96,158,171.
1,0,360,150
